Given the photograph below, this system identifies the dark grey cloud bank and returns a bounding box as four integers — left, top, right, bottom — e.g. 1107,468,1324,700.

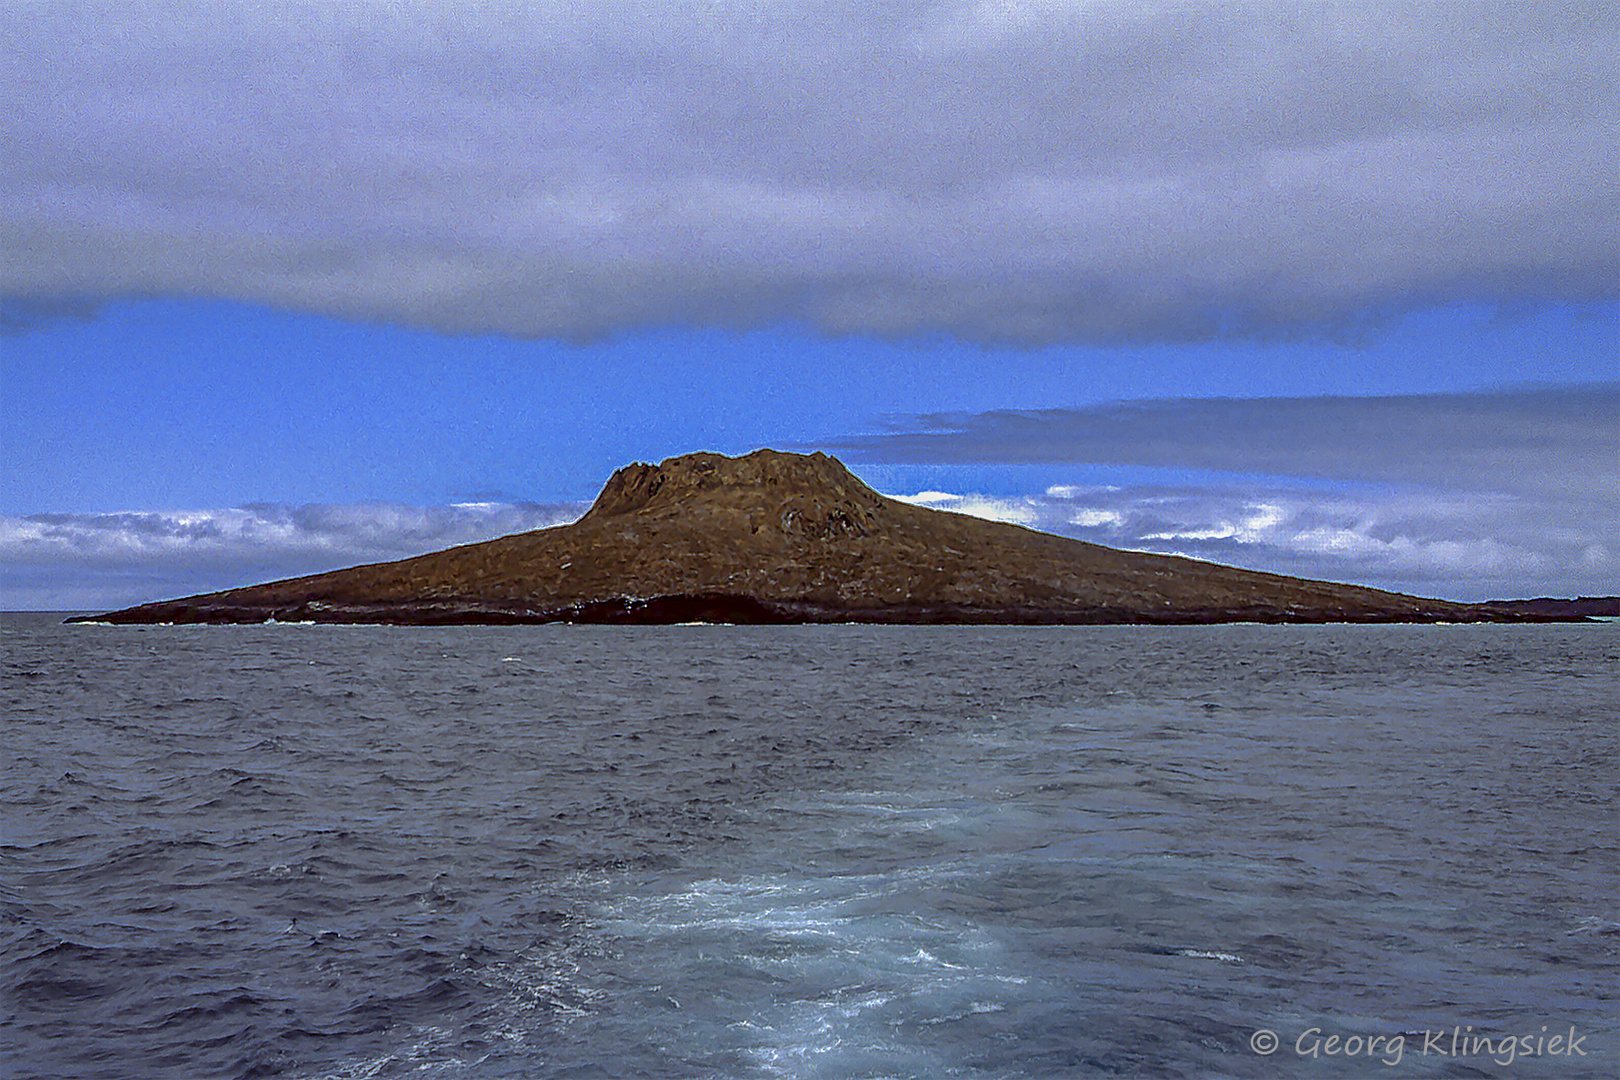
834,384,1620,493
853,385,1618,599
5,1,1615,342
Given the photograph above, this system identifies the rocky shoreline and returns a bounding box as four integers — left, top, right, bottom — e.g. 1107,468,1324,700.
70,592,1603,625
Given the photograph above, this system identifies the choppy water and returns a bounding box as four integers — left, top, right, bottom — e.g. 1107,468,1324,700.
3,615,1616,1079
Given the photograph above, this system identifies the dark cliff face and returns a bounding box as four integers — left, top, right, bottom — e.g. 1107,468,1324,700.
75,449,1587,625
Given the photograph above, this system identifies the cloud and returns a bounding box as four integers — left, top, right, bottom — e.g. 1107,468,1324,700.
0,296,102,334
885,482,1614,601
831,384,1619,599
3,2,1615,343
891,490,1043,527
0,499,585,610
830,384,1620,495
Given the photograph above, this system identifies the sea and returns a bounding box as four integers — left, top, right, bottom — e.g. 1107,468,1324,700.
3,614,1615,1079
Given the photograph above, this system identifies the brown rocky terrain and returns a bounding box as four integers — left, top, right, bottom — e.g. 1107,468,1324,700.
76,449,1594,624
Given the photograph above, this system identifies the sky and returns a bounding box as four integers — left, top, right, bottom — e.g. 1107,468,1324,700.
2,0,1616,610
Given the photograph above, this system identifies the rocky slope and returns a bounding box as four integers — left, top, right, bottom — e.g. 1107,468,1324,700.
76,449,1584,624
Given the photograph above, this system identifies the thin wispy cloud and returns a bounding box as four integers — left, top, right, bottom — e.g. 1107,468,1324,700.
4,1,1614,343
834,385,1619,494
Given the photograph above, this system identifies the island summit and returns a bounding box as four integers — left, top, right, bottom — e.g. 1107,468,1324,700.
75,449,1595,625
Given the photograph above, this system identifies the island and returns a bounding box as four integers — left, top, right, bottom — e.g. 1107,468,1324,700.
73,449,1608,625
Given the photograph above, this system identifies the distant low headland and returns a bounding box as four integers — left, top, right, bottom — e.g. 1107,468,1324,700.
73,450,1613,626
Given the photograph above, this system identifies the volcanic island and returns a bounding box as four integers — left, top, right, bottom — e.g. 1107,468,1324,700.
75,449,1603,625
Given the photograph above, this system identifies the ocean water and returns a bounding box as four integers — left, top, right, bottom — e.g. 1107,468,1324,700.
3,615,1615,1079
